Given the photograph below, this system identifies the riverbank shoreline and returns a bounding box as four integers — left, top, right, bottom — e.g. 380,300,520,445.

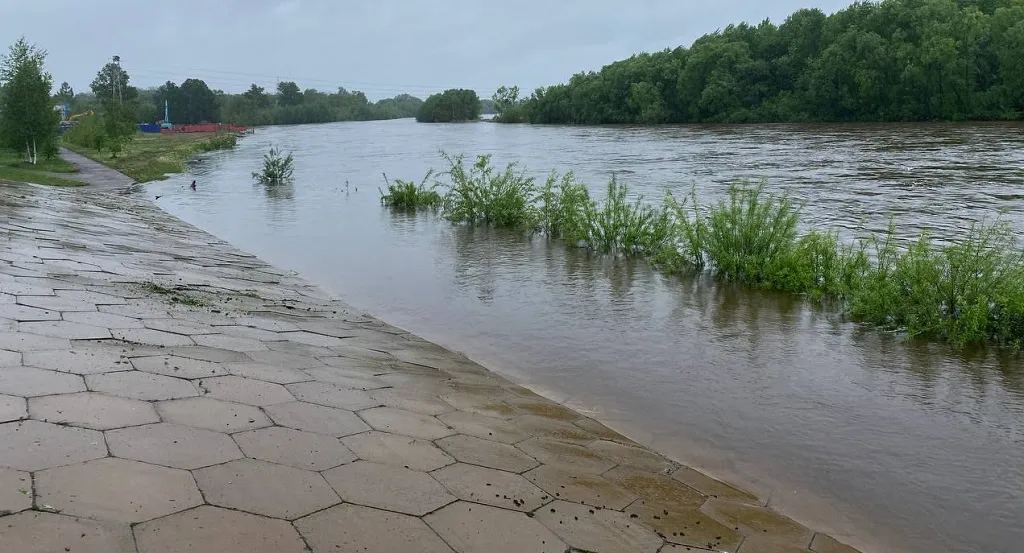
1,152,863,552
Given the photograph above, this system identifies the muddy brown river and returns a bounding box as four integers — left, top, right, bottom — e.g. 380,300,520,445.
152,119,1024,553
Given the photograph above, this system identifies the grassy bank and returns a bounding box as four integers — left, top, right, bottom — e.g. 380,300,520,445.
384,153,1024,349
0,149,85,187
62,132,238,183
0,166,86,187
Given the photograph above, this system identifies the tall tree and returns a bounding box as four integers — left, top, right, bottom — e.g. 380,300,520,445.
179,78,217,123
55,81,74,104
276,81,303,106
0,37,59,163
90,57,138,156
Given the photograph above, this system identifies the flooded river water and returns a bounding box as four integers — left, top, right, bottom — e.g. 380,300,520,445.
152,119,1024,553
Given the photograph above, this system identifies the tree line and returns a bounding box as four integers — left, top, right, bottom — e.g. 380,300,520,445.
494,0,1024,124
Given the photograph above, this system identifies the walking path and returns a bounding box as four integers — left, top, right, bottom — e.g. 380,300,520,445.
0,161,863,552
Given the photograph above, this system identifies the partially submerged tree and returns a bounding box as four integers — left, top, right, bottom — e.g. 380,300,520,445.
0,37,59,164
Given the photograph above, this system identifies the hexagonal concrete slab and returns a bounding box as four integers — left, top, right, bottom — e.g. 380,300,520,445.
233,426,356,471
22,348,130,375
524,464,638,510
246,349,323,369
18,321,112,340
516,437,615,474
280,330,348,348
285,381,378,410
0,467,32,514
0,420,106,471
424,501,565,553
193,459,340,519
0,348,19,365
701,498,815,546
673,466,760,504
735,535,815,552
193,333,267,352
436,434,539,473
437,410,532,444
342,431,454,471
534,500,664,553
131,355,228,379
29,392,160,430
224,361,311,384
574,417,639,445
0,393,27,422
133,505,307,553
142,319,218,336
156,397,271,433
626,498,742,551
303,367,387,390
604,466,707,509
505,398,582,421
265,401,369,437
110,328,194,347
431,462,551,512
810,533,862,553
35,457,203,523
0,366,86,397
0,511,135,553
86,371,198,401
439,393,519,419
106,423,243,469
0,304,60,322
199,375,293,406
322,460,455,516
588,440,676,473
296,504,455,553
63,310,144,329
368,388,454,415
359,406,455,440
510,414,598,444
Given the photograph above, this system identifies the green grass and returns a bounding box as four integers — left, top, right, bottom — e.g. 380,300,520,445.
0,166,86,187
396,153,1024,349
0,150,79,173
379,170,442,209
63,132,239,183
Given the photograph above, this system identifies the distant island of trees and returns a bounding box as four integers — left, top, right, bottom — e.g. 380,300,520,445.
491,0,1024,124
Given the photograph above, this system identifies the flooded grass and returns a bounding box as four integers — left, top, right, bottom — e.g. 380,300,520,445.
379,169,442,209
63,132,239,183
392,154,1024,348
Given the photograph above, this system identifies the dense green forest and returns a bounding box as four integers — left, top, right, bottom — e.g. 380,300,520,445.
416,89,482,122
496,0,1024,124
60,79,424,127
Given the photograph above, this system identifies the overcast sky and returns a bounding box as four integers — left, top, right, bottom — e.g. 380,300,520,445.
2,0,850,100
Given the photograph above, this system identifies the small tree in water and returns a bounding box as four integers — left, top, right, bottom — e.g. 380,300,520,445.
252,145,294,184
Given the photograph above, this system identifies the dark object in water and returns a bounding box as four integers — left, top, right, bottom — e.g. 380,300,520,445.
190,180,196,191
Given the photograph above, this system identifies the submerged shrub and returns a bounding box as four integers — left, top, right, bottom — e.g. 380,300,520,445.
252,145,294,185
379,170,442,209
393,154,1024,349
537,170,592,242
440,152,537,228
195,133,237,152
581,176,674,255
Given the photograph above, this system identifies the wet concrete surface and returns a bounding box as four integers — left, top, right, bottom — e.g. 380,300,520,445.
0,178,863,550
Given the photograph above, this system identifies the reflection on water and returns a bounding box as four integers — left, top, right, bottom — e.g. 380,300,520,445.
154,119,1024,553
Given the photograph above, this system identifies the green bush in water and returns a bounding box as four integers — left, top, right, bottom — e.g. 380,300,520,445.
849,221,1024,347
195,133,237,152
379,169,442,209
252,145,294,185
395,154,1024,349
537,170,592,242
440,152,537,228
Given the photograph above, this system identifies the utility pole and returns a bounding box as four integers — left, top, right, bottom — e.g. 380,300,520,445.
111,55,123,104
